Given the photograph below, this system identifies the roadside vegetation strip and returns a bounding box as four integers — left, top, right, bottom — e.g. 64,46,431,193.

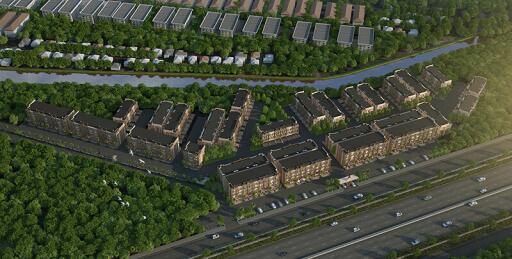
204,152,512,259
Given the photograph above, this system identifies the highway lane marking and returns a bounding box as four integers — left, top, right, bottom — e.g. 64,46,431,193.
301,184,512,259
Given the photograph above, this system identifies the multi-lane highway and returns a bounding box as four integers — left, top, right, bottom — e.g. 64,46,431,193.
137,135,512,259
235,161,512,259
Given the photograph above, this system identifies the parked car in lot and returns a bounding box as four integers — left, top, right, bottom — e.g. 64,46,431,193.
408,160,416,166
353,193,364,200
311,190,318,196
211,233,220,239
421,154,429,161
476,177,487,182
480,188,488,194
380,168,388,174
423,195,433,201
395,211,403,217
283,199,290,205
256,207,263,214
270,202,277,209
442,220,453,228
467,200,478,207
353,226,360,232
411,239,421,246
301,192,309,199
330,221,338,227
234,232,244,239
276,200,283,207
401,162,407,168
388,165,397,171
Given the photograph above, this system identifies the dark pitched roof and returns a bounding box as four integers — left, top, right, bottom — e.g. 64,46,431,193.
113,99,137,120
232,89,250,108
164,103,189,132
467,76,487,95
374,109,423,129
184,141,204,153
295,92,324,118
384,117,437,137
150,101,173,126
418,103,450,126
219,110,241,139
338,131,386,152
386,76,415,97
425,65,449,83
28,101,74,119
458,94,479,113
72,112,123,132
344,87,371,109
199,108,225,142
219,153,268,175
328,124,373,143
225,163,277,186
395,70,428,94
270,139,317,160
258,117,297,133
130,127,178,146
357,83,386,105
278,148,329,171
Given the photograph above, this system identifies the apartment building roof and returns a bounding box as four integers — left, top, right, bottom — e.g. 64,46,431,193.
0,12,16,29
357,83,387,106
164,103,189,132
262,17,280,37
209,0,225,9
294,0,307,17
418,102,450,127
200,11,222,31
292,21,311,41
324,2,336,19
295,92,324,118
58,0,82,14
226,163,277,186
328,123,373,144
199,108,225,143
153,6,175,24
467,76,487,96
80,0,104,16
270,139,317,160
112,2,135,20
130,4,152,22
130,127,178,146
384,117,437,138
232,88,250,109
258,117,297,134
242,15,263,34
425,65,449,83
310,0,322,18
457,94,479,114
27,100,74,119
220,153,268,175
251,0,264,12
239,0,252,11
279,148,329,171
311,91,344,118
374,109,423,129
395,70,429,94
281,0,296,17
171,8,193,26
219,13,239,32
352,4,365,24
72,112,123,132
338,131,386,152
219,110,241,140
266,0,280,14
337,25,355,44
4,13,29,32
40,0,64,13
386,75,415,97
312,23,330,42
358,27,374,45
97,1,121,18
113,99,137,121
340,3,352,22
345,86,372,109
149,101,173,126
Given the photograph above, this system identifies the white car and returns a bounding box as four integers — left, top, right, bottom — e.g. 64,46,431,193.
211,233,220,239
423,195,433,201
301,193,309,199
442,220,453,228
480,188,488,194
311,190,318,196
234,232,244,239
467,200,478,207
353,193,364,200
380,168,388,174
476,177,487,182
408,160,416,166
256,207,264,214
395,211,403,217
353,226,360,232
388,165,397,171
330,221,338,227
283,199,290,205
270,202,277,209
421,154,429,161
411,239,421,246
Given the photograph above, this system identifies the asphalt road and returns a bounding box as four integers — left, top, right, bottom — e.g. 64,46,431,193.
139,135,512,259
235,161,512,259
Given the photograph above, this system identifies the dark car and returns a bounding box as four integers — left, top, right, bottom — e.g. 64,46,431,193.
276,251,288,257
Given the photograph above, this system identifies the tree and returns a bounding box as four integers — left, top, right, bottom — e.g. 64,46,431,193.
288,194,297,204
401,181,410,190
289,217,297,227
216,215,225,226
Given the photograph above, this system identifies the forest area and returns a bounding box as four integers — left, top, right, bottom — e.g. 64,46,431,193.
4,0,510,76
0,134,219,257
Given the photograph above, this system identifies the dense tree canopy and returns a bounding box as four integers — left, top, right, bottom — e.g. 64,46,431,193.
0,134,219,257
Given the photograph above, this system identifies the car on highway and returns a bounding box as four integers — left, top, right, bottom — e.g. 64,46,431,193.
442,220,453,228
423,195,433,201
311,190,318,196
380,168,388,174
234,232,244,239
395,211,403,217
276,200,284,207
330,221,338,227
301,192,309,199
256,207,264,214
283,199,290,205
467,200,478,207
408,160,416,166
211,233,220,239
480,188,488,194
411,239,421,246
276,251,288,257
353,226,360,232
353,193,364,200
476,177,487,182
270,202,277,209
421,154,430,161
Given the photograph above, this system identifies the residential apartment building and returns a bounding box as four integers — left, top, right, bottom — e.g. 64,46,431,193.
218,110,243,146
256,117,299,145
455,76,487,117
357,26,374,52
182,141,205,169
419,65,452,91
395,69,430,99
352,5,365,25
219,154,280,204
147,101,173,133
340,3,352,24
325,123,373,152
26,100,76,134
231,88,252,117
112,99,138,125
162,103,190,138
341,86,374,116
198,108,226,145
332,130,388,169
292,91,327,128
68,111,127,148
382,74,418,105
269,139,331,188
357,83,389,112
126,126,180,161
382,117,439,154
311,91,345,123
417,102,452,137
